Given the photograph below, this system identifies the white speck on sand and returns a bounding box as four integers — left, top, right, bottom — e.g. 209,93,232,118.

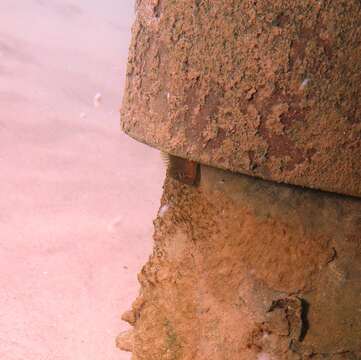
107,216,123,232
93,92,102,107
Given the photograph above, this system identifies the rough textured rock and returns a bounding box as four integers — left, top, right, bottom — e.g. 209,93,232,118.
121,0,361,197
119,164,361,359
116,330,135,353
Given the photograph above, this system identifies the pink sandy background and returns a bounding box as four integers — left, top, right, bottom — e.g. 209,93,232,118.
0,1,164,359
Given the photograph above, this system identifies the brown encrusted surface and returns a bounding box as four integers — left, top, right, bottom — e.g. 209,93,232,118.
121,0,361,198
119,165,361,359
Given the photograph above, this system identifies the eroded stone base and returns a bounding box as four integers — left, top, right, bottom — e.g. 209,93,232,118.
118,164,361,359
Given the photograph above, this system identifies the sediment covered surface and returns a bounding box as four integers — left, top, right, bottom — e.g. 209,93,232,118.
122,0,361,197
119,165,361,359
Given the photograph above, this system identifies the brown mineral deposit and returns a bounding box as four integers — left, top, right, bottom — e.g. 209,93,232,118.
119,0,361,358
119,164,361,359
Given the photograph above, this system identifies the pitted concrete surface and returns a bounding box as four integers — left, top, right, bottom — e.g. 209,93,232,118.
122,0,361,198
0,1,163,359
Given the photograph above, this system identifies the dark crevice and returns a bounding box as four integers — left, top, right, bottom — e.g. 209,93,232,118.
327,247,338,264
299,298,310,342
154,0,162,18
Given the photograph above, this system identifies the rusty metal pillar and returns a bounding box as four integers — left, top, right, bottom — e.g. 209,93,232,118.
118,1,361,359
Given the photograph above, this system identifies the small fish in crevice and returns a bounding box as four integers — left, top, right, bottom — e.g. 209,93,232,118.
160,151,171,168
162,152,200,186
